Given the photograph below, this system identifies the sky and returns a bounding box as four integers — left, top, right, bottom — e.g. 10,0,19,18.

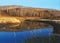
0,0,60,10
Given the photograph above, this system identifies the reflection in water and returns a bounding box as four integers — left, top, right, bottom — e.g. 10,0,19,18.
0,21,52,31
0,28,53,43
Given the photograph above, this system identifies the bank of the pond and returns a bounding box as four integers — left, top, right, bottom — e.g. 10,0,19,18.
0,28,53,43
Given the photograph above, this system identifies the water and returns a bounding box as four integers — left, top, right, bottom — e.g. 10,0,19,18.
0,28,53,43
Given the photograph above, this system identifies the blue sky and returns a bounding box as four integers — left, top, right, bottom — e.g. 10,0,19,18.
0,0,60,10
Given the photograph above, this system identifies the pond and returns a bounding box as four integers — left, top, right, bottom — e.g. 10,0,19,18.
0,28,53,43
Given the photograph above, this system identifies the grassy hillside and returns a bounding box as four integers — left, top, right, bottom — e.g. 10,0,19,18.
0,5,60,19
0,5,60,31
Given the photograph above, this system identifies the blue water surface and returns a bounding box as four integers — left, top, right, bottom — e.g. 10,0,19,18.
0,28,53,43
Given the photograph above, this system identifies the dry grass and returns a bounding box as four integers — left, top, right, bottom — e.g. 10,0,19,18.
0,5,60,31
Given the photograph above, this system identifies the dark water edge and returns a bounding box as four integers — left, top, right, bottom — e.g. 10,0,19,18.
0,28,54,43
25,35,60,43
25,34,60,43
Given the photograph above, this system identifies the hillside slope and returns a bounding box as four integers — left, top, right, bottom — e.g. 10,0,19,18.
0,5,60,31
0,5,60,19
